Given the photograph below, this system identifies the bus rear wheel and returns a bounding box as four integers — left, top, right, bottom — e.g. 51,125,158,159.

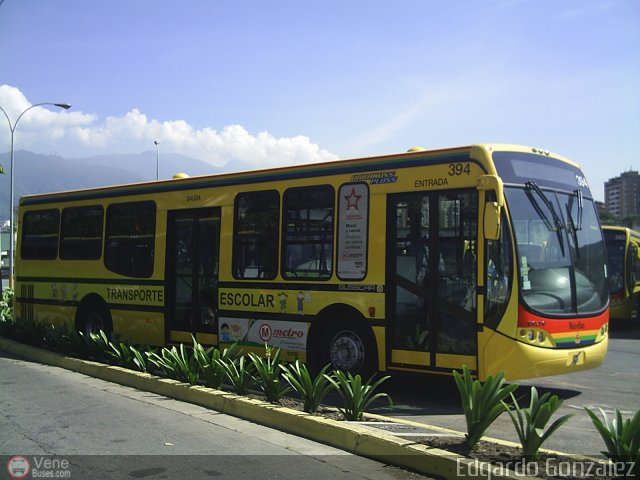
77,302,112,337
324,323,377,378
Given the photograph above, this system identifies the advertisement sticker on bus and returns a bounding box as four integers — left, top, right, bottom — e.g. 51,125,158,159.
337,183,369,280
218,317,308,351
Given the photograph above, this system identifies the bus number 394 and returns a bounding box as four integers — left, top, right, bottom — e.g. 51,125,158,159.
449,163,471,176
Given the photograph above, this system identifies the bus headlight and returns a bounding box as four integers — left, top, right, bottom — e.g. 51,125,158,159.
527,330,535,341
537,332,545,343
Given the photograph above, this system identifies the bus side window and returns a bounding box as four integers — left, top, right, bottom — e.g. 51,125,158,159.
104,201,156,278
60,205,104,260
485,214,512,329
282,185,334,280
232,190,279,280
21,209,60,260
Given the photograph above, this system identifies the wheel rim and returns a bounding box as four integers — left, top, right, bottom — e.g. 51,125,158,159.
329,330,365,372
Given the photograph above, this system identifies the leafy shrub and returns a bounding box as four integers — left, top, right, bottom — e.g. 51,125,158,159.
325,370,392,421
13,319,50,347
105,340,149,372
453,364,518,449
503,386,573,460
129,345,149,373
585,407,640,476
41,324,73,353
147,344,200,384
281,361,334,414
192,338,239,389
249,345,290,403
0,288,14,322
78,330,113,362
215,354,254,395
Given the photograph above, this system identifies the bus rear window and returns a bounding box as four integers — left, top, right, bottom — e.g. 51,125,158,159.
21,209,60,260
104,201,156,278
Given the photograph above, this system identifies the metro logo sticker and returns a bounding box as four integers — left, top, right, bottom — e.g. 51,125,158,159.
219,317,308,352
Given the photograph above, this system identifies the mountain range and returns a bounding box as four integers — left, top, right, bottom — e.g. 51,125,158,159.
0,150,232,220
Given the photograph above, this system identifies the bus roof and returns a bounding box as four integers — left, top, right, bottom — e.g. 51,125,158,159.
19,143,576,206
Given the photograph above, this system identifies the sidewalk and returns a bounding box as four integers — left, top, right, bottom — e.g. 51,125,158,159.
0,336,590,480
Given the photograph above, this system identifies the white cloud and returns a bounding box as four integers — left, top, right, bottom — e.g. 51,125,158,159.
0,85,338,168
0,85,93,146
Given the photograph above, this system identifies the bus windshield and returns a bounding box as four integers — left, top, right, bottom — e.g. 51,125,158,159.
494,152,608,317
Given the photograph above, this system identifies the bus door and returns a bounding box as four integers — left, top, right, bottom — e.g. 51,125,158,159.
387,190,479,372
165,208,221,343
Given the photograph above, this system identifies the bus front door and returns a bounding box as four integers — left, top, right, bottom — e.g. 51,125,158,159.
166,208,221,344
387,191,478,373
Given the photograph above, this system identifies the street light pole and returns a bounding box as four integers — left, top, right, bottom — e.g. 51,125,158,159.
0,102,71,288
154,140,160,180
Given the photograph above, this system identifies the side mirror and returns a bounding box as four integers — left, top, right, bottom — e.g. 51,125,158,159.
484,202,501,241
477,175,504,241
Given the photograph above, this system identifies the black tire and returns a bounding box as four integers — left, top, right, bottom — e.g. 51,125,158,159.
324,322,377,378
77,301,112,337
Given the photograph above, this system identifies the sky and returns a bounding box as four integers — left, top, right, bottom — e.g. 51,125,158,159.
0,0,638,201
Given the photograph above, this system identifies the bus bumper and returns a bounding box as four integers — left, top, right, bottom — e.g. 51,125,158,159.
481,334,608,381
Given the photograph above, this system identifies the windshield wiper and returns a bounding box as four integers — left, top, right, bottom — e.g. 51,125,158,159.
524,181,565,256
566,189,583,256
574,189,583,231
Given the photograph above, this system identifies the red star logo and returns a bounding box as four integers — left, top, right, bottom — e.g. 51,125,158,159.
344,188,362,210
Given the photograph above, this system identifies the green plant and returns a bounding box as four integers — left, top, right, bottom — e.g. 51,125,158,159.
59,329,96,359
325,370,392,421
107,340,132,366
146,344,200,384
0,288,14,322
129,345,149,373
104,339,148,372
41,324,70,352
215,354,254,395
13,319,50,347
192,338,239,389
78,330,113,362
585,407,640,476
281,360,334,414
41,325,92,358
503,386,574,460
248,345,290,403
453,365,518,449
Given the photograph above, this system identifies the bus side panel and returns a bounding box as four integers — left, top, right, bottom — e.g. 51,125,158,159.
111,309,164,346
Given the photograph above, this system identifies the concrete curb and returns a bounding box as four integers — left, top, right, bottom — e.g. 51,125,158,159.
0,336,539,480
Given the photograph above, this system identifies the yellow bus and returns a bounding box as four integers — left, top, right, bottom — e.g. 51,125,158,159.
603,226,640,323
15,144,609,380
